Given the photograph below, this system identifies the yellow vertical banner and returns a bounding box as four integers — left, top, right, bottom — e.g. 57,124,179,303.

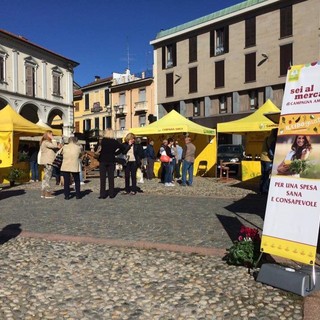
261,62,320,265
0,132,13,168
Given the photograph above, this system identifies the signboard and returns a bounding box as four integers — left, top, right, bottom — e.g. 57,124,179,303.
261,62,320,265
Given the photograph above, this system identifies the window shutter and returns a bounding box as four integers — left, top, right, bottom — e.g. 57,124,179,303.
166,72,174,97
26,65,34,96
104,89,109,106
162,46,166,69
85,94,89,110
280,6,293,38
280,43,292,76
0,57,4,81
245,17,256,47
224,26,229,53
210,30,215,57
189,36,197,62
245,52,256,82
215,61,225,88
189,67,197,93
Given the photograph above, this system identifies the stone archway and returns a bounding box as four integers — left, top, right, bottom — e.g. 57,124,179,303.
48,108,64,132
0,97,9,110
20,103,39,123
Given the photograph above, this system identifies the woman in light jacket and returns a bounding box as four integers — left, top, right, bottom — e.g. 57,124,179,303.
60,136,83,200
39,130,59,199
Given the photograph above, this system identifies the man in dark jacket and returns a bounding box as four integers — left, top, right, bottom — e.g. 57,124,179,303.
98,129,130,199
145,139,156,180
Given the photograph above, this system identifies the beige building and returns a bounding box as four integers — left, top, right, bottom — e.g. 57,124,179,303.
110,69,155,139
150,0,320,144
74,69,155,141
73,76,113,138
0,29,79,137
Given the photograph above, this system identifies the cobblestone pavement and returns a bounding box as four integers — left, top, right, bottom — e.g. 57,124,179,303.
0,177,305,319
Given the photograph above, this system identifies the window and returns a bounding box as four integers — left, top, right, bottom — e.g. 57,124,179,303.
162,43,177,69
75,121,80,133
219,95,227,114
139,88,146,101
25,64,35,97
83,119,91,131
193,100,200,117
103,116,112,130
166,72,174,97
280,43,292,76
215,60,225,88
94,117,99,129
280,6,293,38
139,114,146,127
119,117,126,130
249,90,258,109
0,56,4,81
245,52,256,82
52,68,62,96
210,26,229,56
245,17,256,47
189,36,197,63
104,89,109,106
85,94,89,110
74,102,79,112
119,92,126,106
189,67,197,93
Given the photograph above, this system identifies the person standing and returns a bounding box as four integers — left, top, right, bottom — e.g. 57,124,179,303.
122,133,142,195
98,129,128,199
28,142,39,182
39,130,59,199
145,138,156,180
135,137,145,184
164,138,175,187
60,136,83,200
174,140,183,180
260,128,278,194
181,136,196,187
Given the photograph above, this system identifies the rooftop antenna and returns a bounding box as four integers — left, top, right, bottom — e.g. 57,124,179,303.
126,36,130,71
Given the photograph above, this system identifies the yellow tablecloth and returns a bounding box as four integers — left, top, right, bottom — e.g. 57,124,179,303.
241,161,261,181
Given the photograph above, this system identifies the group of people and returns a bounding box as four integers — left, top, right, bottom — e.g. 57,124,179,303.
158,136,196,187
37,129,197,200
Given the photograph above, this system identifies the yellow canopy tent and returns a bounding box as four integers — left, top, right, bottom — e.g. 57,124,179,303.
0,104,61,169
130,110,217,177
217,99,280,180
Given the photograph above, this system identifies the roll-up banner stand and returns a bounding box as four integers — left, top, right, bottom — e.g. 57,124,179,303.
257,62,320,296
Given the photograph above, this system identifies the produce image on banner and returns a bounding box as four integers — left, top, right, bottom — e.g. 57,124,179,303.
261,62,320,265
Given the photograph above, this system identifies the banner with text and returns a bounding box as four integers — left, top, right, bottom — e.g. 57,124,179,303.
261,62,320,265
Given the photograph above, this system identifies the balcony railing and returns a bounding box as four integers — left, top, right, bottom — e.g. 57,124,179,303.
91,103,103,113
134,101,148,112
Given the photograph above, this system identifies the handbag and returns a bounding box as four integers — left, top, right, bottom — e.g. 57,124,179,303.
52,149,63,169
93,146,102,160
160,155,171,163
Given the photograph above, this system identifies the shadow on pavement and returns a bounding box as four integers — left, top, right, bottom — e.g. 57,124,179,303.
216,214,244,243
225,194,267,219
0,223,22,245
231,176,260,193
0,189,26,200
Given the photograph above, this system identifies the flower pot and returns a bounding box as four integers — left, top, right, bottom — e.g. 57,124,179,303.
9,181,15,187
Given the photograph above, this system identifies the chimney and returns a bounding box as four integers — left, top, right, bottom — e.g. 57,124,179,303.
95,75,100,81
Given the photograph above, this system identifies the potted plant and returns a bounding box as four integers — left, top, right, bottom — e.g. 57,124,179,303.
7,168,25,186
225,226,261,268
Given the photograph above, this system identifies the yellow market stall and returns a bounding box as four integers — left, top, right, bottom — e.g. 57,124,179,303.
130,110,216,177
0,104,61,183
217,99,279,180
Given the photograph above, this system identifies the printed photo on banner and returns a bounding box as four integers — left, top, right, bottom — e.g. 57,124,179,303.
272,134,320,178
